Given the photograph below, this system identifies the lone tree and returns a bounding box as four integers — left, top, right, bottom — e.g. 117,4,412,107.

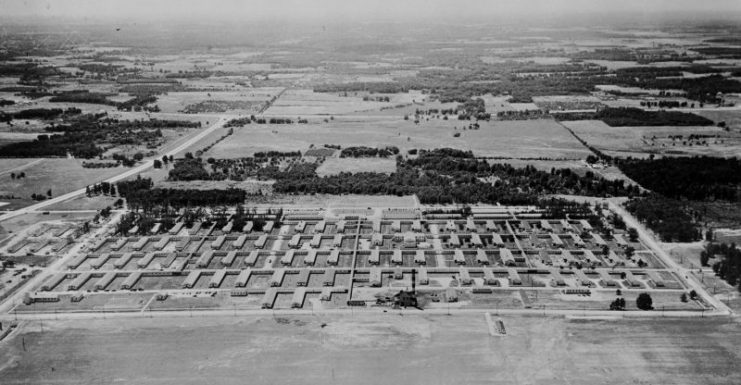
610,297,626,310
636,293,653,310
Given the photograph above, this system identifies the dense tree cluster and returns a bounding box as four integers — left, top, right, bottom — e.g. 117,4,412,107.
0,115,189,158
618,157,741,201
623,196,701,242
595,107,714,127
340,146,400,158
0,107,81,122
272,148,639,205
705,243,741,291
168,158,210,181
116,176,246,211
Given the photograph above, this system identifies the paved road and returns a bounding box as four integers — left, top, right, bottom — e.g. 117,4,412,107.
0,211,124,315
0,116,228,223
0,302,729,323
607,201,732,315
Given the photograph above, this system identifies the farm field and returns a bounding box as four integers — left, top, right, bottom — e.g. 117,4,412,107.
205,117,592,159
0,158,43,174
316,157,397,176
265,89,396,116
694,109,741,131
561,120,741,158
1,314,739,385
0,159,124,210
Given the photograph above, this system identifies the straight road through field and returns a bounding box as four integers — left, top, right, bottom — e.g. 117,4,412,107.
608,200,732,315
0,116,229,223
0,158,44,177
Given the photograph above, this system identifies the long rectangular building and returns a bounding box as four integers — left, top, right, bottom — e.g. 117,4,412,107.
327,249,340,265
235,269,252,287
454,249,466,265
211,235,226,249
222,251,238,266
197,251,214,268
244,250,259,266
415,250,426,265
90,253,111,269
95,272,117,290
120,271,141,290
154,236,169,250
113,252,134,269
281,250,295,265
369,268,382,287
261,288,278,309
368,248,380,265
131,237,148,251
288,234,302,249
392,250,403,265
323,269,336,286
41,274,66,291
209,269,227,288
232,235,248,249
296,269,311,286
182,271,201,288
254,234,268,249
269,270,285,287
291,287,307,308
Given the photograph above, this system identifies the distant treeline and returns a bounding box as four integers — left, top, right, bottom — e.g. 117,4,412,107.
624,196,701,242
340,146,400,158
557,107,714,126
595,107,714,127
618,156,741,201
272,148,639,205
117,177,245,210
705,243,741,291
0,107,81,122
0,115,191,158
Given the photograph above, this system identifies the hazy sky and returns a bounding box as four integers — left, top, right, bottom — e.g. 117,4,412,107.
2,0,740,22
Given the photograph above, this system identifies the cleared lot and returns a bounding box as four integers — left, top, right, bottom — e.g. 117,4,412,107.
205,117,591,159
561,120,741,158
0,314,739,385
316,157,397,176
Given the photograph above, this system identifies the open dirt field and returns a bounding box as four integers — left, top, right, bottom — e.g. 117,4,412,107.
205,117,591,159
265,89,396,116
694,109,741,131
561,120,741,158
316,157,397,176
0,314,739,385
0,159,125,210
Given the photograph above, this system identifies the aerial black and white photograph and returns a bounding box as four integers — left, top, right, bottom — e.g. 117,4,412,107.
0,0,740,383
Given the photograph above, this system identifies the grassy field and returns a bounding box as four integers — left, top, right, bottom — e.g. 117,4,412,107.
0,314,739,384
0,159,124,210
561,120,741,158
205,117,591,159
155,89,280,114
316,157,397,176
265,89,395,116
42,195,118,211
694,110,741,131
0,158,43,174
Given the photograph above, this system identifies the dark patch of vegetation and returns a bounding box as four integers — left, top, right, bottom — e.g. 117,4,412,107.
340,146,400,158
624,196,701,242
272,148,639,205
168,158,210,181
704,243,741,292
618,157,741,201
116,176,246,211
595,107,714,127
